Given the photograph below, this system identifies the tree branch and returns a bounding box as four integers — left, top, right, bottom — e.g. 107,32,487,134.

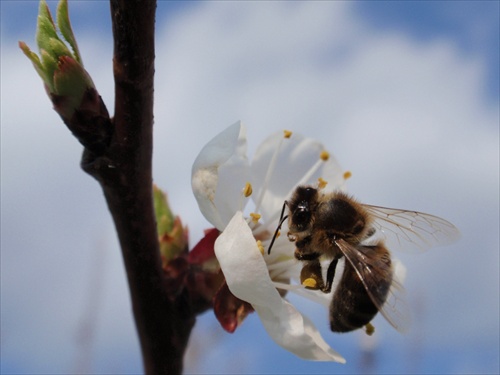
81,1,194,373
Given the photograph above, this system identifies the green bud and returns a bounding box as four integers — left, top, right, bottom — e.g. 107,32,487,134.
19,0,94,121
154,185,188,261
56,0,82,64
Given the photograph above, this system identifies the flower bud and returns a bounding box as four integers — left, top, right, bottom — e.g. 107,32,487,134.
19,0,111,153
154,185,188,262
19,0,94,119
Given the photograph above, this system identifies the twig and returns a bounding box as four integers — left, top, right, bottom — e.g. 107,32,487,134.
81,1,194,373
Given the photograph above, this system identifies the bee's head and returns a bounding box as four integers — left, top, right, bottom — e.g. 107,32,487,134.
288,186,318,232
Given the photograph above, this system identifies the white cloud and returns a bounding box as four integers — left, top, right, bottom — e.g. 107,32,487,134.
2,1,498,373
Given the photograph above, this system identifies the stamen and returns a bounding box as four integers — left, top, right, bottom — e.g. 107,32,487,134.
317,177,328,189
243,182,253,197
279,282,331,307
250,212,261,224
283,130,293,139
272,281,305,292
343,171,352,180
290,154,327,193
272,281,332,308
256,240,265,255
266,256,295,272
254,133,289,214
237,183,252,212
267,146,335,226
249,224,267,237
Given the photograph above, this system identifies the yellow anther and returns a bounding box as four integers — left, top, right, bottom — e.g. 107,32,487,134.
283,130,293,139
250,212,261,223
243,182,253,197
320,150,330,161
302,278,318,289
317,177,328,189
256,240,265,255
343,171,352,180
365,323,375,336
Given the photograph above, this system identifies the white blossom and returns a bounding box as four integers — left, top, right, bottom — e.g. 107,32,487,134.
191,121,350,362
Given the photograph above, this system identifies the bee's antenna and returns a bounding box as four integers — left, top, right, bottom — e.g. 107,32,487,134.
268,201,289,255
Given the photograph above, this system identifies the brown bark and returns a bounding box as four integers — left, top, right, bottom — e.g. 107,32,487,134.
80,1,194,373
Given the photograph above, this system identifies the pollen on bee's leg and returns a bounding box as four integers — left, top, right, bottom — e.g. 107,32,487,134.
283,130,293,139
364,322,375,336
256,240,265,255
302,278,319,289
300,259,324,290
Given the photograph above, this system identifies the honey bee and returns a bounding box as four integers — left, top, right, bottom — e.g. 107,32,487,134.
268,185,459,334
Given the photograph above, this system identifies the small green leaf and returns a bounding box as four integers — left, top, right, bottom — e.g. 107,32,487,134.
39,49,58,91
56,0,82,64
39,0,55,25
19,0,97,121
47,36,72,59
154,185,187,261
36,1,59,53
19,42,46,82
154,185,175,235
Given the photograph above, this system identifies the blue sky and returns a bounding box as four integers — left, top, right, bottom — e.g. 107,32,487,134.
1,1,499,374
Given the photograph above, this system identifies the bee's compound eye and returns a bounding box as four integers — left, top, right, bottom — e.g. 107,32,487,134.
294,208,311,227
297,186,317,199
304,187,316,197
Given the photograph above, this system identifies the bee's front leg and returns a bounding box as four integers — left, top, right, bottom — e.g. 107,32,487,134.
294,236,321,260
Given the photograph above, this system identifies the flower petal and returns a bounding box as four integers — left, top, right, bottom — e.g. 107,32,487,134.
254,304,345,363
215,212,345,362
251,131,345,222
215,211,282,308
192,122,250,230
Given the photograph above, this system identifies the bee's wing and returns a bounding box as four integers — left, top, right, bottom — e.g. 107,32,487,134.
364,205,460,253
336,239,411,333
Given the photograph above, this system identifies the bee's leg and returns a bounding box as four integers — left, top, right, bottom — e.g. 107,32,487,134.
300,259,324,290
294,237,322,261
322,258,339,294
294,250,322,261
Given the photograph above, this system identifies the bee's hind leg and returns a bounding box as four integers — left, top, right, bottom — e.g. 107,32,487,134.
300,258,324,290
300,257,339,294
322,258,339,293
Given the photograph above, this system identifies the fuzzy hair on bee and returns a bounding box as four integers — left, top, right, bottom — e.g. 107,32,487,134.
268,185,459,334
